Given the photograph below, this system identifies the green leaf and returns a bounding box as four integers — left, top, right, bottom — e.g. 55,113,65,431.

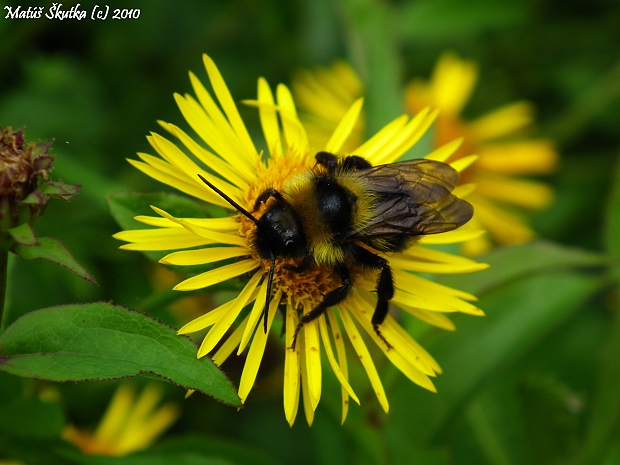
385,271,604,451
38,180,82,201
11,236,97,284
439,240,607,297
0,302,240,407
8,222,38,246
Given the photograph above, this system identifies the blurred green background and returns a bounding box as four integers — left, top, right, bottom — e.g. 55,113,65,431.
1,0,620,464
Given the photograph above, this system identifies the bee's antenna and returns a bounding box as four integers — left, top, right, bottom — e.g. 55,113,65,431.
197,174,259,225
262,252,276,333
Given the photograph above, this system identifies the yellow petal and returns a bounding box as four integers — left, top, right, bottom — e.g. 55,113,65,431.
318,315,359,404
151,206,246,247
284,299,301,427
128,159,223,207
399,305,457,331
238,279,270,354
118,237,212,251
418,228,485,245
174,259,259,291
166,123,252,189
476,140,558,175
452,183,477,198
470,194,536,244
386,315,442,374
450,154,478,173
160,246,250,266
238,290,282,403
188,71,258,175
303,315,321,409
391,268,477,301
475,173,554,210
327,309,351,424
202,54,258,160
197,271,262,357
134,215,238,231
350,294,438,378
177,299,233,335
114,227,193,243
431,52,478,116
124,402,178,452
388,255,489,274
325,98,364,153
371,108,438,165
136,152,188,183
424,138,463,162
338,306,389,413
390,283,484,316
114,227,213,251
468,102,533,142
211,313,249,366
94,384,134,444
400,245,480,265
149,132,243,198
354,115,409,159
300,333,315,427
276,84,309,154
257,77,282,159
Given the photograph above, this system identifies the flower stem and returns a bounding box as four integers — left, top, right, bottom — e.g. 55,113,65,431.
0,248,7,332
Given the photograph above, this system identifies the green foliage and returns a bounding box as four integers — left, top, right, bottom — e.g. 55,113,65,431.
12,236,97,284
0,303,240,406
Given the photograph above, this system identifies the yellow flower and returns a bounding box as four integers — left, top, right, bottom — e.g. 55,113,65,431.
62,384,179,456
293,55,558,256
114,54,487,426
292,61,365,152
406,52,558,255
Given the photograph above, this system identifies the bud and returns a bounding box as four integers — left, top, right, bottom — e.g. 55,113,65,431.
0,127,80,238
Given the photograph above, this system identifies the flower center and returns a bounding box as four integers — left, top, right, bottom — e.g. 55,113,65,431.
239,153,341,311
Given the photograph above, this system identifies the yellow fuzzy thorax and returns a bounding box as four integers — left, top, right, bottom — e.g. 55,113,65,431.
284,166,377,267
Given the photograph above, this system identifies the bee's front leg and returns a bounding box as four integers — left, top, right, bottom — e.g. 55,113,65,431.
290,263,350,349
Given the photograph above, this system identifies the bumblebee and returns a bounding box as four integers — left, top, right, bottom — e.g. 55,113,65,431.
198,151,473,347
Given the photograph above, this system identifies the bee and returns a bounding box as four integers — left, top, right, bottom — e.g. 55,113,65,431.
198,151,473,348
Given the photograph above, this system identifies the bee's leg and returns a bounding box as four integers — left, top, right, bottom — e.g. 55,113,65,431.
342,155,371,171
291,264,351,349
315,151,338,173
252,188,283,211
284,255,313,273
354,246,394,349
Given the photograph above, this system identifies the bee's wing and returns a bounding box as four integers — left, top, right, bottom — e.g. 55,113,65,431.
350,159,473,239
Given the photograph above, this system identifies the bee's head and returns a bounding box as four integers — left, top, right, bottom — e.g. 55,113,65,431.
196,174,306,261
253,202,307,260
